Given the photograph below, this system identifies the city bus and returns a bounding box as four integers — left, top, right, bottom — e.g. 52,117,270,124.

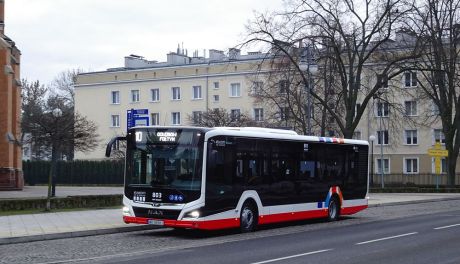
106,126,369,232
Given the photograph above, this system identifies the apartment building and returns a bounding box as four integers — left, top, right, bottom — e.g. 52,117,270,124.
75,44,459,184
75,48,270,159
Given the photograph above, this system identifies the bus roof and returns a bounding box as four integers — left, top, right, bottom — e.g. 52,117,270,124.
129,126,369,146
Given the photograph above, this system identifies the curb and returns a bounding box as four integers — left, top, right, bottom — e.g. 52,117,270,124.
0,225,158,246
368,196,460,207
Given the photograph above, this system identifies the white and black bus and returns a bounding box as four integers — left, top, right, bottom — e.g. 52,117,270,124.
106,126,369,232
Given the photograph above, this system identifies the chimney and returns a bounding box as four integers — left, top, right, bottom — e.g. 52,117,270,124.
0,0,5,35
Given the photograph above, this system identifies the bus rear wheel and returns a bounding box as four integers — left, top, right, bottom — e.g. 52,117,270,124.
327,196,340,221
240,201,258,233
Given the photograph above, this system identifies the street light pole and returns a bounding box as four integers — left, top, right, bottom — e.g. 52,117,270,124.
369,135,376,188
378,98,385,189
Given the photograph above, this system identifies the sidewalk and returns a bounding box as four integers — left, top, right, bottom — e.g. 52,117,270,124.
1,187,460,245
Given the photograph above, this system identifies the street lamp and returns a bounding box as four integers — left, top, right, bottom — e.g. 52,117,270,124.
299,44,318,135
50,107,63,198
369,135,376,188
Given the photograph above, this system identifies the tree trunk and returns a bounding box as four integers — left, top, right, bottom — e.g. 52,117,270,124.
447,154,457,186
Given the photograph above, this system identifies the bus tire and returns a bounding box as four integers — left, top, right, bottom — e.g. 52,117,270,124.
240,201,258,233
327,196,340,221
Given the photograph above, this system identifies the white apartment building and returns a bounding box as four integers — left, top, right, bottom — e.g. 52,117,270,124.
75,47,459,184
75,48,270,159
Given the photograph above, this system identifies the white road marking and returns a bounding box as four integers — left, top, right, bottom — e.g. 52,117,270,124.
434,223,460,230
250,249,333,264
356,232,418,245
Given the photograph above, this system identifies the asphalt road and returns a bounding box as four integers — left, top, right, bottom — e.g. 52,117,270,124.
95,209,460,264
1,200,460,264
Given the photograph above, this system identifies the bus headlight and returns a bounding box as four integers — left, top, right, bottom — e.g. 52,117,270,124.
122,206,131,216
185,210,200,219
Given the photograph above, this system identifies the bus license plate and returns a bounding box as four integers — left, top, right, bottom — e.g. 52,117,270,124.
148,220,164,226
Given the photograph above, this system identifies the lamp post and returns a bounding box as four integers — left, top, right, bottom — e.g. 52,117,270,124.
373,91,385,189
299,44,318,135
369,135,376,189
378,103,384,189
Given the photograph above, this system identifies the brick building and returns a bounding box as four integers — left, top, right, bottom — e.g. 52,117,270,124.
0,0,23,190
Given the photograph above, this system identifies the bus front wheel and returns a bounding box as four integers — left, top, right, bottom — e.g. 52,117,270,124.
240,201,258,232
327,196,340,221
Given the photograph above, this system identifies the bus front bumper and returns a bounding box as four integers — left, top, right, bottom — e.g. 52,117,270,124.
123,216,240,230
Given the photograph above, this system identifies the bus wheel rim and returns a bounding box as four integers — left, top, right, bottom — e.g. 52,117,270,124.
329,201,337,219
242,207,253,228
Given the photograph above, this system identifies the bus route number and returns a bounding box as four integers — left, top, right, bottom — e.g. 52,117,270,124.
135,132,143,142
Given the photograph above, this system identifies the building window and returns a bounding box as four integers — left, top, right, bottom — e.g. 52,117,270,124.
280,107,290,120
376,158,390,174
150,88,160,102
432,158,447,174
213,95,220,102
192,86,202,99
432,101,440,115
354,103,361,118
376,102,389,117
111,91,120,104
404,72,417,87
252,81,264,95
405,101,417,116
192,111,202,124
404,158,419,174
151,113,160,126
433,129,446,144
254,108,264,121
230,109,241,121
279,80,289,94
377,130,389,145
112,140,120,151
378,74,389,89
172,112,181,125
230,83,241,97
172,87,181,100
404,129,418,145
353,131,362,140
213,82,219,89
111,115,120,127
131,90,140,103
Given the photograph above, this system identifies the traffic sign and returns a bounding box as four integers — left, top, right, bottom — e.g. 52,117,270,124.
427,142,448,157
428,142,448,175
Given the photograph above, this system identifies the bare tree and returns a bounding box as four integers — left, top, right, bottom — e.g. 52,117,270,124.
244,0,420,137
187,108,260,127
409,0,460,185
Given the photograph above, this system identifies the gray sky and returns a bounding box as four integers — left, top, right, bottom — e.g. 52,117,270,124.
6,0,284,85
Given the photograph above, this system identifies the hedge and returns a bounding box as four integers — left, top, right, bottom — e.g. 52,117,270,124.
23,160,124,185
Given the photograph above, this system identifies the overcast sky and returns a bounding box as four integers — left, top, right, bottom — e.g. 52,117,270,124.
6,0,284,85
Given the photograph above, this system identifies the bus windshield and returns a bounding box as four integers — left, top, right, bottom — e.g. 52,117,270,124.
126,129,203,191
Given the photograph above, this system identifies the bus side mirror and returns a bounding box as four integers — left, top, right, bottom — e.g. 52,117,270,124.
105,136,126,157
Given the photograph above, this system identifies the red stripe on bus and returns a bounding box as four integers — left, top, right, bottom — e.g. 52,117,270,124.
123,204,367,230
259,209,328,225
341,205,368,215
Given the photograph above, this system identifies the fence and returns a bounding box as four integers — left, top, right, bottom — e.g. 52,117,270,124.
23,160,124,185
370,173,460,187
